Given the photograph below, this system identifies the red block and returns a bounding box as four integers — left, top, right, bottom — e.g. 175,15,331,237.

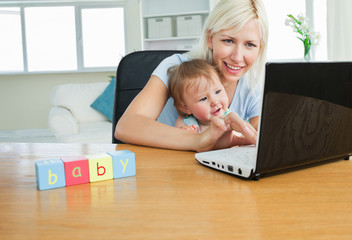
61,156,90,186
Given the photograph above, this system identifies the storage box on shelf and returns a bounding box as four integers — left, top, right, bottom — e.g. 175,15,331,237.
147,17,172,39
176,15,202,37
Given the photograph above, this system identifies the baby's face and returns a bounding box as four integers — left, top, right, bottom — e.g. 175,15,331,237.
182,74,229,125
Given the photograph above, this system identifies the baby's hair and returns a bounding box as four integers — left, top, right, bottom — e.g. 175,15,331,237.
168,59,222,117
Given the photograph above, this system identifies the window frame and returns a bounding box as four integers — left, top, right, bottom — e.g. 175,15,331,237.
0,1,126,75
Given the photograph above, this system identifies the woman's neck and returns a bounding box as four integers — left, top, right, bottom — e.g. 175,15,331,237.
223,80,239,106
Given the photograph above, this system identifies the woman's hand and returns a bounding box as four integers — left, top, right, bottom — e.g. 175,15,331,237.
223,112,257,145
195,113,258,152
195,117,228,152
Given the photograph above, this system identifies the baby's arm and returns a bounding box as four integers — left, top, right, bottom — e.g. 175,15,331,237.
175,116,199,132
175,116,187,128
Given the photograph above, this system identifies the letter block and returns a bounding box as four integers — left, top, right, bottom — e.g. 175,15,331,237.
35,159,66,191
108,150,136,179
61,156,90,186
86,153,113,183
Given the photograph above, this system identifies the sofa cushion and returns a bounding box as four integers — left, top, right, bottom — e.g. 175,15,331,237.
50,82,109,123
90,78,115,122
48,106,79,136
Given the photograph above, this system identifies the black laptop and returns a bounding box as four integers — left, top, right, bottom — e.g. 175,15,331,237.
195,61,352,180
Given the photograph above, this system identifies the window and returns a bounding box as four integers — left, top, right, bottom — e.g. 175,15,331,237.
0,8,23,72
0,2,125,74
263,0,327,61
81,7,125,68
25,6,77,71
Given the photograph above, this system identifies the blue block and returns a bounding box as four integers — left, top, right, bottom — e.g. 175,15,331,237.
108,150,136,179
35,159,66,190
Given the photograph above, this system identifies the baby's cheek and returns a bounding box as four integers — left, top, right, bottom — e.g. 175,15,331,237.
192,106,211,121
195,111,211,121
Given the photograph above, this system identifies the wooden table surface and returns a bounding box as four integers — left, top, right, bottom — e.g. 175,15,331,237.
0,142,351,240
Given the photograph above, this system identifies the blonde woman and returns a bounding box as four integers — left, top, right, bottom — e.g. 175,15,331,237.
115,0,269,152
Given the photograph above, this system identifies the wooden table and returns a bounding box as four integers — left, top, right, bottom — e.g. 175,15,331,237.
0,142,351,240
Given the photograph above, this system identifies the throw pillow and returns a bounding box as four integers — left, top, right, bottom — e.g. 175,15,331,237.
90,78,115,122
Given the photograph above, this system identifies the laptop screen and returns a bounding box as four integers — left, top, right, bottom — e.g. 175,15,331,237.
256,62,352,174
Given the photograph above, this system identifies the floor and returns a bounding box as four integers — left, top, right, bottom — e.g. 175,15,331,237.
0,128,57,143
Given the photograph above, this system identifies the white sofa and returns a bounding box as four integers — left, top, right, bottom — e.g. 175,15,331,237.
48,82,113,143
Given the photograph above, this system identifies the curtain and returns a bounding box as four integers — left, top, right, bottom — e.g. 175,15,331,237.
327,0,352,61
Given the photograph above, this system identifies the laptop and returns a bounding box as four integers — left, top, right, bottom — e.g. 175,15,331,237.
195,61,352,180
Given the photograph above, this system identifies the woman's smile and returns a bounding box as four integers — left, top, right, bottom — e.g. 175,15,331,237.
224,62,244,74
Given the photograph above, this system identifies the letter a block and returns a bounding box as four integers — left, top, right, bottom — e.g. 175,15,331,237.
86,153,113,183
61,156,90,186
108,150,136,179
35,159,66,190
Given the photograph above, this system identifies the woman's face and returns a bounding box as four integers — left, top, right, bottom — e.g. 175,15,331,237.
208,19,261,85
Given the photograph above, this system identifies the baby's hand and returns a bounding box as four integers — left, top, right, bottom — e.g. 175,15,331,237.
180,125,199,133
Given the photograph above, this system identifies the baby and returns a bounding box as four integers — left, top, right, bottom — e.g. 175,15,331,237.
168,59,230,133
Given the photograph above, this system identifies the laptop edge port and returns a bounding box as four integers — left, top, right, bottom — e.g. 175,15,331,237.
227,165,234,172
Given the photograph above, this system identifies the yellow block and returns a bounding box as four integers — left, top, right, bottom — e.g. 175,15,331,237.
86,153,113,183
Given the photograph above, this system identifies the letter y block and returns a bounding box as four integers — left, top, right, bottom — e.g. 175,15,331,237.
35,159,66,190
108,150,136,179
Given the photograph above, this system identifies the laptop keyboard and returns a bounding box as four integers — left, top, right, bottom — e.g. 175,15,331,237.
196,146,257,167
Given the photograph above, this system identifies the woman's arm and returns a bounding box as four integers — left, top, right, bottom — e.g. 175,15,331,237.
115,76,227,152
249,116,259,130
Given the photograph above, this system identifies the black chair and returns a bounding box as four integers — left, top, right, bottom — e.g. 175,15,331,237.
112,50,186,143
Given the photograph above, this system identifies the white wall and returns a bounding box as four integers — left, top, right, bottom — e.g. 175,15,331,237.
125,0,142,53
0,0,142,130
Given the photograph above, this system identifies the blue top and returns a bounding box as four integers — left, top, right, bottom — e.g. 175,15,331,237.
183,115,200,133
153,53,262,126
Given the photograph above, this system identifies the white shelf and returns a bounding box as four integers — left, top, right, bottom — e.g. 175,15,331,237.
143,10,209,19
141,0,212,50
144,36,200,42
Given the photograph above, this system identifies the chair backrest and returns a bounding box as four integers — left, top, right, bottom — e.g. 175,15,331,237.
112,50,186,143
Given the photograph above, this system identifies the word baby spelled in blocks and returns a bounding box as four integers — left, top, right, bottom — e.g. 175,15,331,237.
35,150,135,191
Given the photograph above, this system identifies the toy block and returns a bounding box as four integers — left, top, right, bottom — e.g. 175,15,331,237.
61,156,90,186
108,150,136,179
35,159,66,191
86,153,113,183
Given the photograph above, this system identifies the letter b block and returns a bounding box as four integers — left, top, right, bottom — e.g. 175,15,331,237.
35,159,66,190
61,156,90,186
108,150,136,179
86,153,113,183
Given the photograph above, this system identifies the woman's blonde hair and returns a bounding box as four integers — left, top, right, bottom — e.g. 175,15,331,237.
188,0,269,90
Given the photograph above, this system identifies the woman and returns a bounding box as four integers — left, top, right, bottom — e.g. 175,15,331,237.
115,0,269,152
